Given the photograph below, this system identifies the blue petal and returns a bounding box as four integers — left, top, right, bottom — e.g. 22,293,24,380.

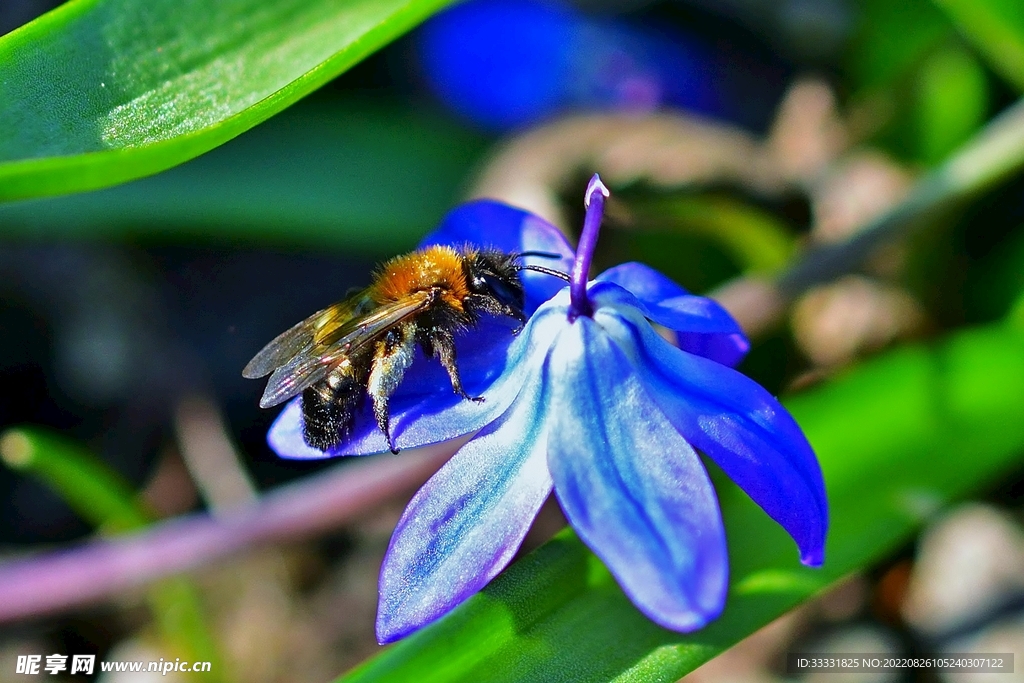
376,361,553,643
267,301,567,458
590,289,828,566
546,316,729,631
267,398,328,459
598,263,749,366
597,261,690,301
674,330,749,369
420,199,575,313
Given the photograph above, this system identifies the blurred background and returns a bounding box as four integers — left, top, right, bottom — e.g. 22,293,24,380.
1,0,1023,680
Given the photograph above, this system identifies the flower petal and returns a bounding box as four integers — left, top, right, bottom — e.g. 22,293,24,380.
597,261,690,301
420,199,575,312
672,329,749,369
591,290,828,566
546,316,729,631
376,359,553,643
267,303,566,458
598,263,749,366
267,398,327,459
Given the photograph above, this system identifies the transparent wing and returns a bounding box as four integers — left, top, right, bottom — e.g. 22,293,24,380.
256,291,433,408
242,294,371,379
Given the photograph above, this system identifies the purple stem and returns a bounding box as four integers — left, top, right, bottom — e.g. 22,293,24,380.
0,441,461,622
569,174,609,321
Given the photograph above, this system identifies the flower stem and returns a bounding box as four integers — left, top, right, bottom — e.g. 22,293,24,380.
569,174,609,320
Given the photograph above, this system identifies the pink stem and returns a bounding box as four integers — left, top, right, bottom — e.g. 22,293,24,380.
0,441,459,622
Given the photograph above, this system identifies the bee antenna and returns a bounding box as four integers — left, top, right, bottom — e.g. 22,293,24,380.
517,250,563,261
519,264,571,282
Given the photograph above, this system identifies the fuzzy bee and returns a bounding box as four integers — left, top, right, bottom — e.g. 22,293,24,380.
243,245,567,454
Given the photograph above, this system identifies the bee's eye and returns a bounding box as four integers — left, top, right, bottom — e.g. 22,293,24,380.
478,272,523,309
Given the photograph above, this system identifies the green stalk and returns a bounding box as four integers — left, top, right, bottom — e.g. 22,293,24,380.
0,429,149,532
779,95,1024,295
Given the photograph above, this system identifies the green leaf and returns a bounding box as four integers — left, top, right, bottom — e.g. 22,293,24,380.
339,319,1024,682
915,45,988,165
0,96,487,253
0,0,452,202
930,0,1024,91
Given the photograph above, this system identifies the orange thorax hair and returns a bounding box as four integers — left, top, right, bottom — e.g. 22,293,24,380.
371,245,472,312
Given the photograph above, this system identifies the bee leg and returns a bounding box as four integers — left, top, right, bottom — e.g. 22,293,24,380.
509,308,527,335
465,293,527,334
424,326,484,404
497,307,528,335
373,399,396,455
367,323,418,454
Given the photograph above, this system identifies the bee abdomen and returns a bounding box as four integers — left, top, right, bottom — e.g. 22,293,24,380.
302,374,363,451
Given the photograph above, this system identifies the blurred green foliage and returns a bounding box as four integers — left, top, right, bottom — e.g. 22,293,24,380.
849,0,952,93
0,428,223,676
0,428,152,533
627,195,798,274
842,0,1024,164
931,0,1024,91
914,45,988,165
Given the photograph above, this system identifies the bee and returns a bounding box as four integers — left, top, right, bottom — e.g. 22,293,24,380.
243,244,568,454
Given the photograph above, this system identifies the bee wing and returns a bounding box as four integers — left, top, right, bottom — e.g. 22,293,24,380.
256,291,433,408
242,295,370,379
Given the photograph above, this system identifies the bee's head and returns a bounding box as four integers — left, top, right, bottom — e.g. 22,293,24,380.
464,249,526,312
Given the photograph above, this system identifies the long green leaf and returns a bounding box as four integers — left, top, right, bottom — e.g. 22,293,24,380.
0,97,486,252
340,318,1024,682
0,0,452,201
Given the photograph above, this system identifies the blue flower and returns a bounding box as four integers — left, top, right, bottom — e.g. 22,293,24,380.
268,176,828,644
415,0,720,131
